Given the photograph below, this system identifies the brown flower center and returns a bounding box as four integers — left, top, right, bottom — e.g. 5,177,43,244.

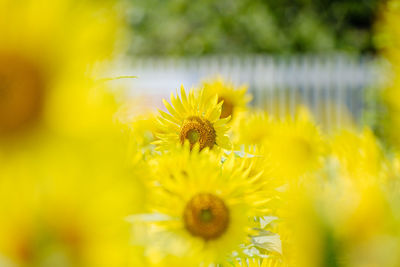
0,53,45,135
218,97,234,119
183,193,230,241
179,116,216,150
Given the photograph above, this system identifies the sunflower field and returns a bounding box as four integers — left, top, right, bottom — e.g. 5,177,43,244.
2,0,400,266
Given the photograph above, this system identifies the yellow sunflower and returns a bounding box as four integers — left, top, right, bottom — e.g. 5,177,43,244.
279,170,398,267
128,146,277,266
203,77,252,120
226,146,282,214
154,86,231,151
0,136,145,267
263,108,326,181
232,110,273,148
115,98,160,161
0,0,121,144
330,128,387,184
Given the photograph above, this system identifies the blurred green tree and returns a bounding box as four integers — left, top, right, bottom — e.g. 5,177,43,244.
126,0,379,56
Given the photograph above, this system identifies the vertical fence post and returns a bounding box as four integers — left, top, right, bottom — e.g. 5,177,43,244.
127,55,378,129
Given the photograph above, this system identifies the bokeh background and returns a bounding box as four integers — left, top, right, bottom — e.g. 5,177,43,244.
116,0,385,132
126,0,379,55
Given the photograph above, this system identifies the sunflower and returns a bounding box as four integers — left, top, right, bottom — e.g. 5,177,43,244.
263,108,326,181
202,77,251,120
233,110,273,148
115,98,160,160
154,86,231,151
0,134,145,267
278,168,398,267
128,146,276,266
0,0,121,144
227,146,282,214
330,128,387,184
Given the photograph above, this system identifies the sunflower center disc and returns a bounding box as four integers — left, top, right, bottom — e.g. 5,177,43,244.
218,97,234,119
183,193,230,241
179,116,216,150
187,129,200,143
0,53,44,135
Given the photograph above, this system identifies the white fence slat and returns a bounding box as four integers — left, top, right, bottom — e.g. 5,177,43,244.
126,55,380,129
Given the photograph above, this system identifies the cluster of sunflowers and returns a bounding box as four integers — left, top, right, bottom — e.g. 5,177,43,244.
125,78,400,267
2,0,400,266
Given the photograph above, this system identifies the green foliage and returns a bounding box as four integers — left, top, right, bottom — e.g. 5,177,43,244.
126,0,379,56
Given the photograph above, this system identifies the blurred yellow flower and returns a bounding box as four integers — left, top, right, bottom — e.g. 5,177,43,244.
202,77,251,120
0,0,122,144
232,110,273,148
0,0,143,254
330,128,387,184
115,98,160,161
278,168,399,267
263,108,326,181
0,136,145,267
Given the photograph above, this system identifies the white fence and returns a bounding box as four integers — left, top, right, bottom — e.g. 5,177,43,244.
120,54,382,130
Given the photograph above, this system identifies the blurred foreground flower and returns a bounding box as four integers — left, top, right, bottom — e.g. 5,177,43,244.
0,0,147,266
279,170,399,267
0,0,121,145
0,140,144,266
